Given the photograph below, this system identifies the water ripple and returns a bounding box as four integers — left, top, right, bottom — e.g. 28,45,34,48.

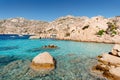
0,46,19,51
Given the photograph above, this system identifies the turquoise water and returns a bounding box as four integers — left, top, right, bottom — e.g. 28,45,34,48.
0,39,113,80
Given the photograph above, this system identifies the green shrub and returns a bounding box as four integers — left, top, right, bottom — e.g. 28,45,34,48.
96,30,105,36
107,22,117,31
106,22,117,36
112,30,117,35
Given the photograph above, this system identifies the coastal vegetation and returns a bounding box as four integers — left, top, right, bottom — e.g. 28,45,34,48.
96,21,118,37
96,29,105,36
106,22,117,36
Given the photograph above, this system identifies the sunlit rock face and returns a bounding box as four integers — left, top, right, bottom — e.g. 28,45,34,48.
47,15,120,43
111,44,120,56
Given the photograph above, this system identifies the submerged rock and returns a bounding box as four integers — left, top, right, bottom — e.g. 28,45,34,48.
30,52,55,71
0,60,31,80
27,44,58,53
42,44,58,49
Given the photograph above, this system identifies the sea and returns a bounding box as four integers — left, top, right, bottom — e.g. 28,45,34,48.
0,34,113,80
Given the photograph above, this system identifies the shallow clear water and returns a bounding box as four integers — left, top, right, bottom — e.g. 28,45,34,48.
0,39,113,80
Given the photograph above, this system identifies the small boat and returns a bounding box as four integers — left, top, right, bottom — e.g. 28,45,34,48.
10,36,15,37
18,34,23,37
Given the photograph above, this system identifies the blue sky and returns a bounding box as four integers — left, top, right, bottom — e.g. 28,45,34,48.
0,0,120,21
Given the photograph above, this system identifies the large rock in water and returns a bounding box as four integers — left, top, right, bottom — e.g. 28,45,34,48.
31,52,55,71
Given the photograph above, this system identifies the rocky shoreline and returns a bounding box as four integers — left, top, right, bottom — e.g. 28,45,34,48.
0,15,120,44
29,35,120,44
55,38,120,44
92,44,120,80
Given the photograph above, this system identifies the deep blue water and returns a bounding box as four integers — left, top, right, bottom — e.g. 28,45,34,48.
0,35,113,80
0,34,31,40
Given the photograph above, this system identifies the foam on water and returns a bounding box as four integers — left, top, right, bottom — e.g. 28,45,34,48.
0,39,113,80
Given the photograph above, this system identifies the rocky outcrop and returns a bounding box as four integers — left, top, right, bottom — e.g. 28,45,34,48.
30,52,55,71
47,15,120,44
92,44,120,80
0,17,49,35
0,16,120,44
98,53,120,65
111,44,120,56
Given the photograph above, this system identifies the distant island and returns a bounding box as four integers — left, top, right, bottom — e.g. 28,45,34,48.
0,15,120,44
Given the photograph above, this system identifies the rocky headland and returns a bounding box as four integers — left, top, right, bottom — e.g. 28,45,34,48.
92,44,120,80
0,15,120,43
